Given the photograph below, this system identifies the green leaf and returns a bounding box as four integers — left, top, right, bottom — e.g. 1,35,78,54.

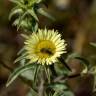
21,69,35,81
31,21,38,32
27,9,39,21
44,66,51,83
12,18,19,26
9,8,23,20
61,91,74,96
6,63,36,87
33,65,41,83
10,0,25,8
54,62,70,76
13,18,32,29
34,22,38,32
75,57,90,66
37,8,55,21
90,42,96,47
28,0,36,7
13,18,24,26
17,11,28,30
58,57,71,71
14,52,27,63
53,90,74,96
90,66,96,74
20,59,26,65
66,52,80,63
49,83,67,91
53,91,60,96
66,53,89,74
17,47,25,55
75,57,89,74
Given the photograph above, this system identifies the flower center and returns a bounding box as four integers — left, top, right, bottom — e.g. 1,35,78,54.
40,48,53,55
35,40,56,59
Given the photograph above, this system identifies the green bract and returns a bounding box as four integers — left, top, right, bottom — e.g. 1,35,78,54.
9,0,40,31
9,0,54,32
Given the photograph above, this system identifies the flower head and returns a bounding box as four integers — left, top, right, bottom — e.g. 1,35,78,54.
24,29,67,65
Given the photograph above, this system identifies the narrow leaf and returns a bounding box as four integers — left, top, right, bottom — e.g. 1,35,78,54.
17,47,25,55
33,65,41,82
49,83,68,91
6,63,35,87
37,8,55,21
9,8,23,20
75,57,89,74
27,9,39,21
13,18,31,29
34,22,38,32
75,57,90,66
58,57,71,71
14,52,27,63
17,12,27,30
90,42,96,47
10,0,25,8
66,52,80,63
44,66,51,83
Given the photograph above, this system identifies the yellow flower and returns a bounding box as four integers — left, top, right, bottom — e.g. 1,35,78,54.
24,29,67,65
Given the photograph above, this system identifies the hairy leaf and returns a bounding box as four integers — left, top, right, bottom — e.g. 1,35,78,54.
27,9,39,21
37,8,55,21
6,63,36,87
90,42,96,47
